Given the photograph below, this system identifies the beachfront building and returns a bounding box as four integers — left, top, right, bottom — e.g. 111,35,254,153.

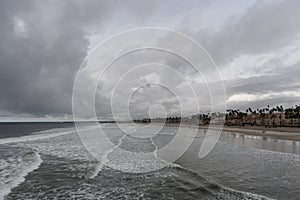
181,115,200,125
225,109,288,127
151,118,166,123
210,113,225,125
180,114,211,125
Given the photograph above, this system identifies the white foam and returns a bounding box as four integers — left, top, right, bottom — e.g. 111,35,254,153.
0,125,98,145
87,126,183,174
0,129,74,145
0,151,42,200
221,185,275,200
150,137,180,168
89,162,104,179
159,132,175,135
88,134,127,179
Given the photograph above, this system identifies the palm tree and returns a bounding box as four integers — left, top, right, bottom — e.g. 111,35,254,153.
276,106,280,113
265,106,269,115
249,107,252,113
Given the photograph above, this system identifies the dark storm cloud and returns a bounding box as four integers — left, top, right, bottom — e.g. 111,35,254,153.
0,0,299,119
0,0,192,119
0,0,92,116
0,0,131,117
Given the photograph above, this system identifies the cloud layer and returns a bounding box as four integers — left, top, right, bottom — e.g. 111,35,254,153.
0,0,299,120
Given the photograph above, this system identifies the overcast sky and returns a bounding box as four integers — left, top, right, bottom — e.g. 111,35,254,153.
0,0,300,121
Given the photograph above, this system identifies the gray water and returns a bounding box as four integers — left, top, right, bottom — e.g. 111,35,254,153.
0,123,299,199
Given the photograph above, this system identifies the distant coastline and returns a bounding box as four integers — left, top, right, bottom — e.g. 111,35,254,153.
1,118,300,142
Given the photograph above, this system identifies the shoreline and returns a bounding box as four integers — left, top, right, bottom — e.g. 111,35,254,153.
162,123,300,142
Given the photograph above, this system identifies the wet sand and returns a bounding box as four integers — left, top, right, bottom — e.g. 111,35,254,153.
221,126,300,141
163,123,300,142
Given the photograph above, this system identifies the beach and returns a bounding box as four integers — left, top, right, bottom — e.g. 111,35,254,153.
221,126,300,141
163,123,300,142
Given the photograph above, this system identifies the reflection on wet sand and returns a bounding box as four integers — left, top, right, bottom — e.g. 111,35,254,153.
223,131,300,155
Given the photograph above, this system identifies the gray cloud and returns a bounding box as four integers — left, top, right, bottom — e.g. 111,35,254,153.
198,0,300,65
0,0,92,117
0,0,299,120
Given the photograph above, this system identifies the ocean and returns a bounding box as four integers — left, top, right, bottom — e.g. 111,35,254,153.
0,123,299,199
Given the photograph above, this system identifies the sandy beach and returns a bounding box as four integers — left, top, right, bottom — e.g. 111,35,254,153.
163,123,300,142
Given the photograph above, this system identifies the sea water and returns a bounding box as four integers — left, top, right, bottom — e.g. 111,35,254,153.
0,123,299,199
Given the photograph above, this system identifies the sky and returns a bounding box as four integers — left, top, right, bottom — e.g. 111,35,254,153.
0,0,300,121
